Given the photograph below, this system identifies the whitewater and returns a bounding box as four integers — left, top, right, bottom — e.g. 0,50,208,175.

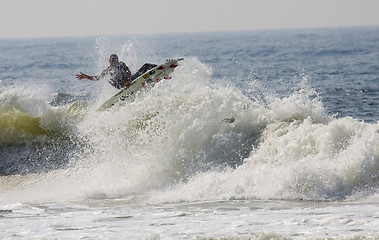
0,27,379,239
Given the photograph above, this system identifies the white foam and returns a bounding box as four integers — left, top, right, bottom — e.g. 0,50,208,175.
1,58,378,205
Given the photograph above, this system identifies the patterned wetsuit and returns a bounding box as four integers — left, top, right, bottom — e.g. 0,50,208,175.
98,62,131,89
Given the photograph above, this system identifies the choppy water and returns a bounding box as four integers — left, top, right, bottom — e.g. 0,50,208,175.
0,26,379,239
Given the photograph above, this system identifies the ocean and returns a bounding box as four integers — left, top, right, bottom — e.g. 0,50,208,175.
0,26,378,239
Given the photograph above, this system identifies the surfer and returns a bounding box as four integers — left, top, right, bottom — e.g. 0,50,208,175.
76,54,131,89
76,54,156,89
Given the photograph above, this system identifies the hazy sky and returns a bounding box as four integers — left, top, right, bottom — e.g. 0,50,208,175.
1,0,379,38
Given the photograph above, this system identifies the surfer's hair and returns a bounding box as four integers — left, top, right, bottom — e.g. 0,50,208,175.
109,54,119,63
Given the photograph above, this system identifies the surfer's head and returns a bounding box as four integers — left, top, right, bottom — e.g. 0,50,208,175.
109,54,119,66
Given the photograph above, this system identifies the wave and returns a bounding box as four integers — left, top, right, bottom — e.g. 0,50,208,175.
0,88,88,175
0,58,378,203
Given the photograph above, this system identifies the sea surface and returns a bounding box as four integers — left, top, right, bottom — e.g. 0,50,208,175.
0,26,379,239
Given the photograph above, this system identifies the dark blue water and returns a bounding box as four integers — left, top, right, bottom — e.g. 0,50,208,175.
1,27,378,122
154,27,379,122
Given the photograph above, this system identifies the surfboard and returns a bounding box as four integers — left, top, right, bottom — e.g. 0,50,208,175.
97,58,183,111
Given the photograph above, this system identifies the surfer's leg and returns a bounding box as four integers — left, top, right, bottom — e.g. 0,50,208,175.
131,63,158,80
139,63,157,73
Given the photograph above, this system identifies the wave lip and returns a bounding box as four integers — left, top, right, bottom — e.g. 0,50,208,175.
0,89,85,176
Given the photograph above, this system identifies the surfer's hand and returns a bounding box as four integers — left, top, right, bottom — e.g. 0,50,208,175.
76,72,87,80
124,82,131,88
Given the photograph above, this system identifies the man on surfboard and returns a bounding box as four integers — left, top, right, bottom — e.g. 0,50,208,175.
76,54,157,89
76,54,132,89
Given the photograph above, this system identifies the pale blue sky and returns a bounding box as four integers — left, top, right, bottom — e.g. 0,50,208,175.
1,0,379,38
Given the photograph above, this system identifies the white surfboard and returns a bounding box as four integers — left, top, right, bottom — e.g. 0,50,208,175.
98,58,183,111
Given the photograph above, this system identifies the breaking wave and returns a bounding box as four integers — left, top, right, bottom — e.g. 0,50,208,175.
1,58,378,204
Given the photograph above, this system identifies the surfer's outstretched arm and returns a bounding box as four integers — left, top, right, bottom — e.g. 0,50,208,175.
76,72,100,81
